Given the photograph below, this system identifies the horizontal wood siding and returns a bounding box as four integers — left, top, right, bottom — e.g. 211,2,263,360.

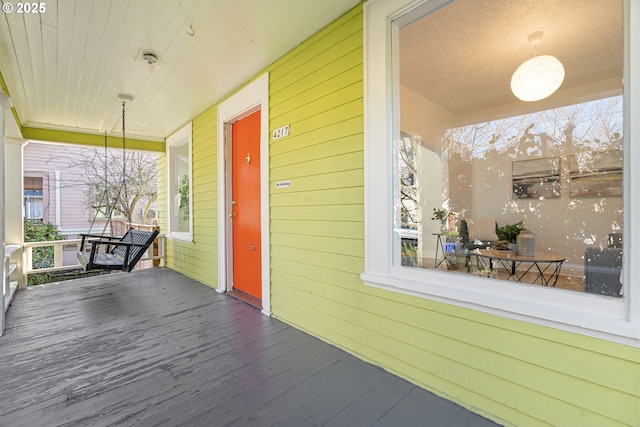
164,115,218,286
265,5,640,427
267,3,365,366
164,4,639,426
23,142,115,232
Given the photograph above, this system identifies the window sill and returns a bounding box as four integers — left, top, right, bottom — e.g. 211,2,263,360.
361,269,639,347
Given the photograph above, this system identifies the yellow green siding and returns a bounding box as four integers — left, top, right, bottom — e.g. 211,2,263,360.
165,4,639,426
163,115,218,285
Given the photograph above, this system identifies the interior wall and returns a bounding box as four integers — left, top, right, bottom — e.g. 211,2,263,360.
400,84,453,153
417,146,442,259
400,81,623,273
400,84,455,258
451,82,623,274
470,153,622,274
446,155,473,217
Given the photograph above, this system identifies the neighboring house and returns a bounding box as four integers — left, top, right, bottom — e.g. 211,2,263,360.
24,142,100,237
23,142,157,238
1,2,639,427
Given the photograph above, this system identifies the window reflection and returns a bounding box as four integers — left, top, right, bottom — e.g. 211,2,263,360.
394,0,624,297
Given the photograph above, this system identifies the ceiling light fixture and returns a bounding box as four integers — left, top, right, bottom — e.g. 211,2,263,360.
510,31,565,102
142,52,158,75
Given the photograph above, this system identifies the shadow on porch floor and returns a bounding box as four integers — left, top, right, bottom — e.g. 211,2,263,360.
0,268,500,427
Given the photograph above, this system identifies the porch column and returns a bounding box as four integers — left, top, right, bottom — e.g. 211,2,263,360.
1,93,8,334
4,137,26,289
1,92,25,335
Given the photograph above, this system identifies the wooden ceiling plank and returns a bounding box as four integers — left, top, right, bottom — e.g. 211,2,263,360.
82,1,132,134
130,0,352,138
54,0,76,127
1,13,32,118
145,0,358,138
41,22,57,122
124,0,229,136
114,0,190,136
75,0,115,129
0,13,29,118
40,0,58,27
39,0,59,123
83,0,147,135
0,0,361,139
65,0,96,127
23,7,50,122
143,0,191,56
93,1,162,137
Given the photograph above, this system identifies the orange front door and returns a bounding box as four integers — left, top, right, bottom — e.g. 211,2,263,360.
231,110,262,300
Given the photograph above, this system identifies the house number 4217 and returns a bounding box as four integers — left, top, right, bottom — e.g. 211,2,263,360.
272,125,290,140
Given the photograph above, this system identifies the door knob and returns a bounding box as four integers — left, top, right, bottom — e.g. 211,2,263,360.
229,212,236,218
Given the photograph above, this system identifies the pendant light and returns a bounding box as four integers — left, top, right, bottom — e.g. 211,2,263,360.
511,31,565,102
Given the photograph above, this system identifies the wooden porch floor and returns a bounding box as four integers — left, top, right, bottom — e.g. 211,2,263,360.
0,268,500,427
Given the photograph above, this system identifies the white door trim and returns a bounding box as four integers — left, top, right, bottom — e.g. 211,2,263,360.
217,73,270,316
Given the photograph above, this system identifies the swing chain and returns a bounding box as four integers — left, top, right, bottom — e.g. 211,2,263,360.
84,100,130,246
122,101,129,224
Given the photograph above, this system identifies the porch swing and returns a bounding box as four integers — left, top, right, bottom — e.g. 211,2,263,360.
77,99,158,273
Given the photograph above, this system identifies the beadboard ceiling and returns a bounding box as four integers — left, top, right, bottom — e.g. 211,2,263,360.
0,0,623,143
0,0,360,141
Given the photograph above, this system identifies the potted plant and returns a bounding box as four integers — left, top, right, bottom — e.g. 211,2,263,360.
431,208,450,232
496,220,524,250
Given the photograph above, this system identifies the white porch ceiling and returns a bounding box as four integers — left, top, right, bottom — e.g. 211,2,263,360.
0,0,361,141
0,0,623,143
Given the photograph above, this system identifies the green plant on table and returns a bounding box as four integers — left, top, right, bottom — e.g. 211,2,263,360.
495,220,524,243
431,208,448,224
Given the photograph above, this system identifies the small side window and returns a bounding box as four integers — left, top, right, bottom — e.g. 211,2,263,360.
166,123,193,242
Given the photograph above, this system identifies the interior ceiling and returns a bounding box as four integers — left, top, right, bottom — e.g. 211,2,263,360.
0,0,360,141
400,0,623,116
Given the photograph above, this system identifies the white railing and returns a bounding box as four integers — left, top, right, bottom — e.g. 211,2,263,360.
4,244,20,310
21,234,166,287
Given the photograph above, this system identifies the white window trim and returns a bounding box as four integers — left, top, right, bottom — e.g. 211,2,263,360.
362,0,640,346
166,122,193,243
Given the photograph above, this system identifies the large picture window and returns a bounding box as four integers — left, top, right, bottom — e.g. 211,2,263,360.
166,123,193,241
363,0,639,344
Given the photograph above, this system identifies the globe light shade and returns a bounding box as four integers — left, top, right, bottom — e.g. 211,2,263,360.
510,55,565,102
